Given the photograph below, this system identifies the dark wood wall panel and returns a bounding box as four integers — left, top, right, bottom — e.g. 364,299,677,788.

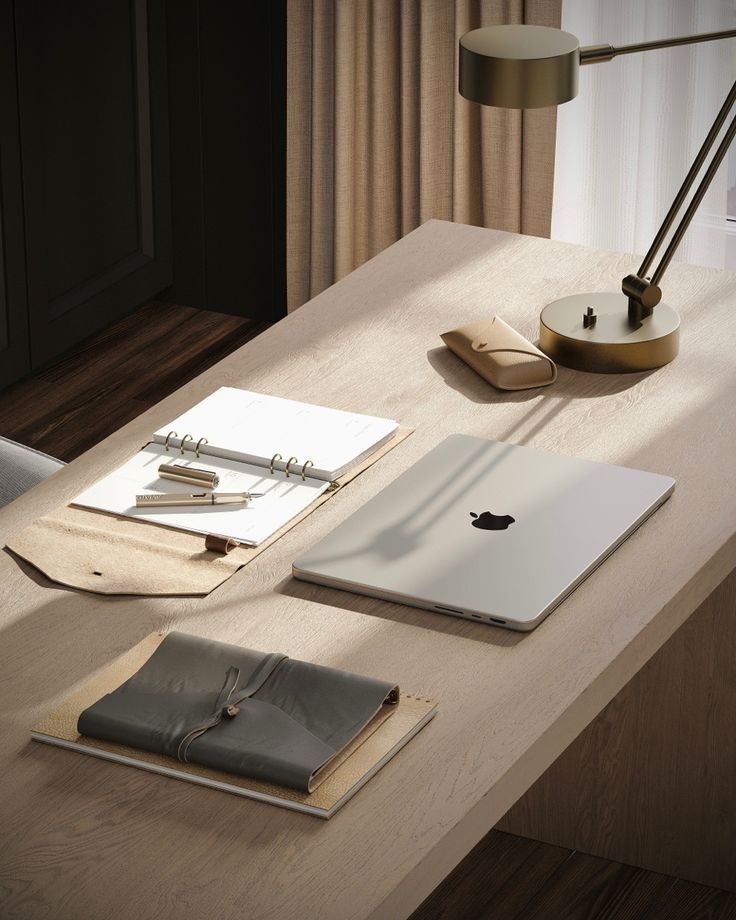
32,1,140,303
0,0,285,391
15,0,172,369
164,0,205,309
165,0,286,321
0,0,31,387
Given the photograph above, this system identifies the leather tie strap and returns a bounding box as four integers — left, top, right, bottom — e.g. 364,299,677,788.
176,652,288,762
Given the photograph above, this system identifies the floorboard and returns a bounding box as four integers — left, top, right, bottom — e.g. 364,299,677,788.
0,302,268,460
3,301,736,920
513,850,676,920
409,830,572,920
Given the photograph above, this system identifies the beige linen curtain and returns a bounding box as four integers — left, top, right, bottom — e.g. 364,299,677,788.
287,0,562,311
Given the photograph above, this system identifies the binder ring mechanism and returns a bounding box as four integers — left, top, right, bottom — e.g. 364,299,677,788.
269,453,315,480
165,432,210,457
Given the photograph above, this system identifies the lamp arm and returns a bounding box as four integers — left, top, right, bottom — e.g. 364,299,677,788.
636,79,736,283
649,114,736,286
580,28,736,65
577,28,736,325
623,82,736,324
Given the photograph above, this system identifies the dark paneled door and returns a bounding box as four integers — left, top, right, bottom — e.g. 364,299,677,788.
15,0,172,369
165,0,286,322
0,0,30,388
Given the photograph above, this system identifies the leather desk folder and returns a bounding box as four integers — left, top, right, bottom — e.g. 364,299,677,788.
6,427,413,597
32,633,437,817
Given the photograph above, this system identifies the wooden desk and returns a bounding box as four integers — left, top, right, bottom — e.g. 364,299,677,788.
1,221,735,919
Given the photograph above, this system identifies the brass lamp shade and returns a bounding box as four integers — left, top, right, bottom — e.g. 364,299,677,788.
459,24,580,109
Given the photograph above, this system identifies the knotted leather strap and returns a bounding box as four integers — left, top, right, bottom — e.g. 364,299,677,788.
176,652,288,762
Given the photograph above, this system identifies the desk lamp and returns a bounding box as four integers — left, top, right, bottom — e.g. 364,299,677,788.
459,24,736,373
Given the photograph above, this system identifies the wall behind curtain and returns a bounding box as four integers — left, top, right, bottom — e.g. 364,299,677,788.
287,0,562,311
552,0,736,272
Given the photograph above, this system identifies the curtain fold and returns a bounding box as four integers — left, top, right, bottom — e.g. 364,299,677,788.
288,0,562,311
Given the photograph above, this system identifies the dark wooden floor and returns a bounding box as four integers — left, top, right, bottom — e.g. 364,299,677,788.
0,301,269,461
411,830,736,920
3,302,736,920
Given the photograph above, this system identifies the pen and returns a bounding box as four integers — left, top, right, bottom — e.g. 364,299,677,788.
135,491,263,508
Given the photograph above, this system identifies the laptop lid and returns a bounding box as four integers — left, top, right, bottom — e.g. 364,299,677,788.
293,435,675,630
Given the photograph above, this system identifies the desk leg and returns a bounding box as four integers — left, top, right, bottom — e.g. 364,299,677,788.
497,568,736,892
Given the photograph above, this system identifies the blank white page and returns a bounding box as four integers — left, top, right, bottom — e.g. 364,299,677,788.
152,388,398,481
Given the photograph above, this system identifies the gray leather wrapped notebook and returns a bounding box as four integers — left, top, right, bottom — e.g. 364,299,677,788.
76,632,399,794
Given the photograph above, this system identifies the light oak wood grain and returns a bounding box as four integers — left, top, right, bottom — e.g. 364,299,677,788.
0,221,735,920
498,567,736,892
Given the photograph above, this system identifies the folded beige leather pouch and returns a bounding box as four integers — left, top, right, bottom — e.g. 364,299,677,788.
6,427,413,597
441,315,556,390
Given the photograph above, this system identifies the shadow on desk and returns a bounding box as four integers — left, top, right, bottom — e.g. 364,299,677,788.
0,557,163,713
278,576,526,648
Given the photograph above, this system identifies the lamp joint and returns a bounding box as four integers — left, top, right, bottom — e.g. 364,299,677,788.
622,274,661,326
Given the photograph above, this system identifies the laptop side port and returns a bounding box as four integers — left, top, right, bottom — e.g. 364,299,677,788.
434,605,465,616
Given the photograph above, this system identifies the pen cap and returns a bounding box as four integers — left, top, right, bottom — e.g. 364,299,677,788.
158,463,220,489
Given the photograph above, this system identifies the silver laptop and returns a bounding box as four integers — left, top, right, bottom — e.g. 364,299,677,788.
293,435,675,631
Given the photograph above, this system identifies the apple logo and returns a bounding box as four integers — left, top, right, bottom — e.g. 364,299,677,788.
470,511,515,531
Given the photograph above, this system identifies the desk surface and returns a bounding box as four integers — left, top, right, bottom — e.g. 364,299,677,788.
1,221,735,920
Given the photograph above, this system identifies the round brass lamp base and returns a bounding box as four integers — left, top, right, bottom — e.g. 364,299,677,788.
539,292,680,374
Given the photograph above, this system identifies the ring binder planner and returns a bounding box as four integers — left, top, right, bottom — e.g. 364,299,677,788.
71,388,400,547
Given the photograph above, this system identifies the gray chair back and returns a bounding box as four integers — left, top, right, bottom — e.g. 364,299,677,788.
0,437,65,510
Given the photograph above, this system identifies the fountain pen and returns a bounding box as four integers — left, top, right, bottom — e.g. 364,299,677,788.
135,491,263,508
